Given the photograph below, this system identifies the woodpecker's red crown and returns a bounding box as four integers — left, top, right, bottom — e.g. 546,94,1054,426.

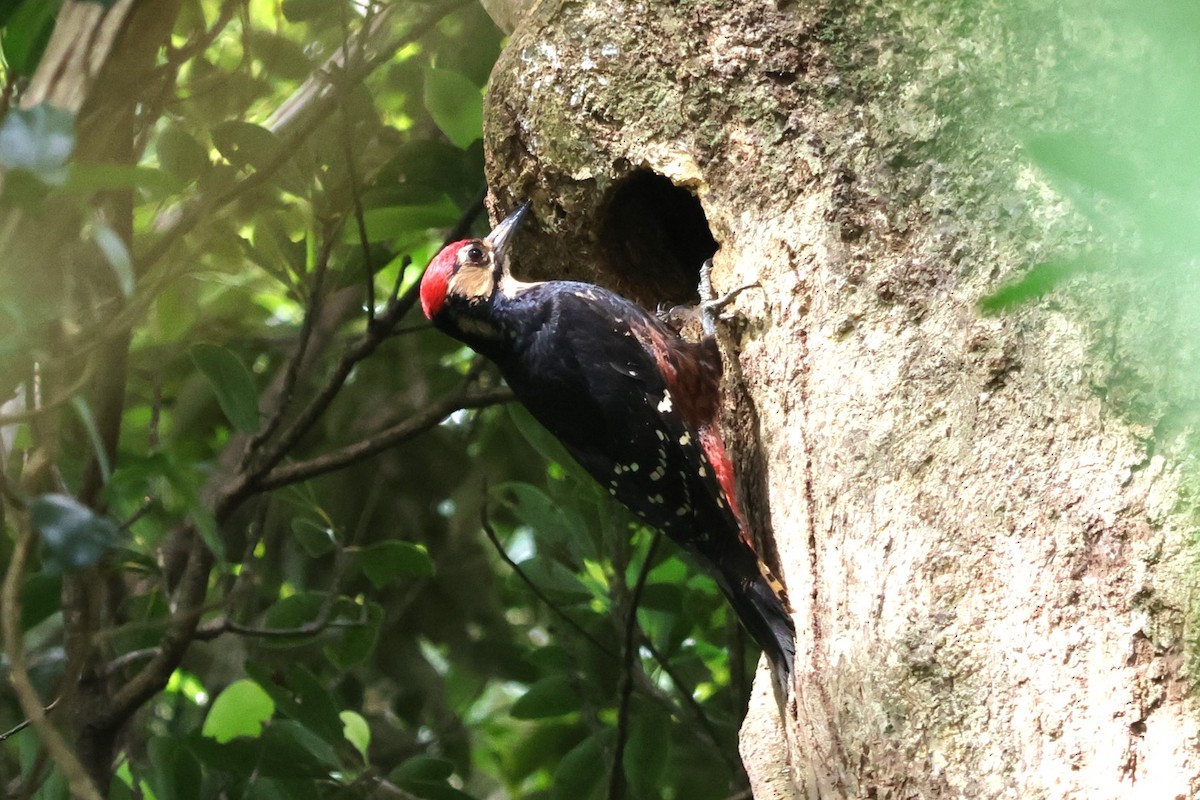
419,239,480,319
419,202,531,320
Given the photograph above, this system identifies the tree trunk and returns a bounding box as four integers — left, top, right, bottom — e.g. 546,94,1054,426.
482,1,1200,797
11,1,179,793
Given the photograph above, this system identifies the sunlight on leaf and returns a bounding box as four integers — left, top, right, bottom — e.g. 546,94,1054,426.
202,679,275,743
424,68,483,149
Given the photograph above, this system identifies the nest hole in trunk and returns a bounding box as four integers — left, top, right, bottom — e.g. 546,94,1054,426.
597,169,719,307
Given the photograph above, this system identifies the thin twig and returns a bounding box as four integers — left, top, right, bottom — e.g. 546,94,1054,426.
0,360,96,427
258,384,512,491
480,490,618,660
0,698,58,743
640,637,737,770
96,527,213,730
117,496,155,532
99,647,159,678
1,515,104,800
337,5,376,322
608,534,661,800
244,235,334,460
214,295,411,521
213,543,348,639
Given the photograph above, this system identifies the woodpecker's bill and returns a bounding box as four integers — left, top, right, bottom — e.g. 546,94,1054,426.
420,202,795,689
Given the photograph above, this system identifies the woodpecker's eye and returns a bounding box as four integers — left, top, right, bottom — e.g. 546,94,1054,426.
466,245,484,262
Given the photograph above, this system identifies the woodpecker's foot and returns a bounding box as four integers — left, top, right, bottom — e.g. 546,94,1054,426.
698,258,760,336
657,301,695,331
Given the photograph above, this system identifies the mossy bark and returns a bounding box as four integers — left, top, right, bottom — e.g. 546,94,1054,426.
483,0,1200,797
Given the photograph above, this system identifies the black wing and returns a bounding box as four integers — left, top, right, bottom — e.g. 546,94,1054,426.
494,282,795,684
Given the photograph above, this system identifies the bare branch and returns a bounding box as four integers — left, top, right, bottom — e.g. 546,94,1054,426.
337,5,377,322
198,544,351,641
639,637,738,771
0,361,96,427
1,513,103,800
257,385,513,492
97,528,213,731
0,698,58,743
244,236,334,459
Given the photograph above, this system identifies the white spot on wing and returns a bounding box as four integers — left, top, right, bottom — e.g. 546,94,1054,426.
657,392,673,413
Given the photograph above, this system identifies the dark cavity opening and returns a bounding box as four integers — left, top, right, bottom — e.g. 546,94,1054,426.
598,170,719,306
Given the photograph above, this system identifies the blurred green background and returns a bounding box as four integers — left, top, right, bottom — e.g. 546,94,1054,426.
0,2,755,798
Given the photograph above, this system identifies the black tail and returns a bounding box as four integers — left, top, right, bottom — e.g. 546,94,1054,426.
726,568,795,695
693,539,795,695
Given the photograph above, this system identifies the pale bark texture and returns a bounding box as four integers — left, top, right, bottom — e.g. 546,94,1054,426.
481,1,1200,797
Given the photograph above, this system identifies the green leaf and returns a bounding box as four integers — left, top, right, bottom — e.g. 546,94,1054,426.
19,571,61,630
244,663,344,745
212,120,282,172
290,518,336,558
183,730,260,777
507,404,593,486
352,196,463,242
91,221,134,297
340,710,370,763
325,599,383,670
978,258,1092,314
0,103,74,186
146,736,202,800
638,582,683,613
393,781,479,800
261,591,324,640
281,0,337,22
424,68,483,150
202,680,275,743
245,30,312,81
510,675,580,720
30,493,121,573
0,0,63,76
157,126,211,183
492,481,593,561
388,757,480,800
256,720,339,779
552,732,608,800
391,757,455,783
244,779,321,800
507,557,593,605
359,540,435,588
189,343,261,433
623,711,670,797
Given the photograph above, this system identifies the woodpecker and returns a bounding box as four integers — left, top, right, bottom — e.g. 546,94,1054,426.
420,202,795,689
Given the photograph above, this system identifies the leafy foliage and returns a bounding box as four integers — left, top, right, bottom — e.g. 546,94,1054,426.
0,2,753,798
